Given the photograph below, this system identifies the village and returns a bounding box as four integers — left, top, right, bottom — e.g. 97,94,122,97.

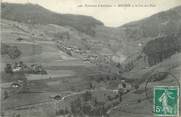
56,39,113,65
4,61,47,74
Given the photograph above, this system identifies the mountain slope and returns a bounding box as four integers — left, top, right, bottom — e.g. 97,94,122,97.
114,6,181,79
2,3,181,67
120,6,181,40
1,3,104,36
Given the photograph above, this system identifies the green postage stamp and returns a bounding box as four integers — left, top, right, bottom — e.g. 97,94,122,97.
154,86,179,116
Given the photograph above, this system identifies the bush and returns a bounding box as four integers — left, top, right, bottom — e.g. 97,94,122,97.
4,64,13,73
70,98,82,114
124,62,134,72
1,43,21,59
82,91,92,102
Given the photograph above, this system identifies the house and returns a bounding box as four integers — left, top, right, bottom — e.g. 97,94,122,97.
12,63,23,72
12,66,22,72
118,80,132,93
11,82,21,88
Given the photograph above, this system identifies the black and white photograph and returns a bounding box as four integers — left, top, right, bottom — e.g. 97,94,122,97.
1,0,181,117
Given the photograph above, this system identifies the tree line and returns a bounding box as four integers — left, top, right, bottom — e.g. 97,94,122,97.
143,34,181,66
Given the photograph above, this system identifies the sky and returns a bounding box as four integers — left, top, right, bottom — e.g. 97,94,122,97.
2,0,181,27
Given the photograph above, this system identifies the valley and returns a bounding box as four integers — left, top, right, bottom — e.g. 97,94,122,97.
1,3,181,117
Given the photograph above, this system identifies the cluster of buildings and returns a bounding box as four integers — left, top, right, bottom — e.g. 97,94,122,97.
57,40,114,65
7,61,47,74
